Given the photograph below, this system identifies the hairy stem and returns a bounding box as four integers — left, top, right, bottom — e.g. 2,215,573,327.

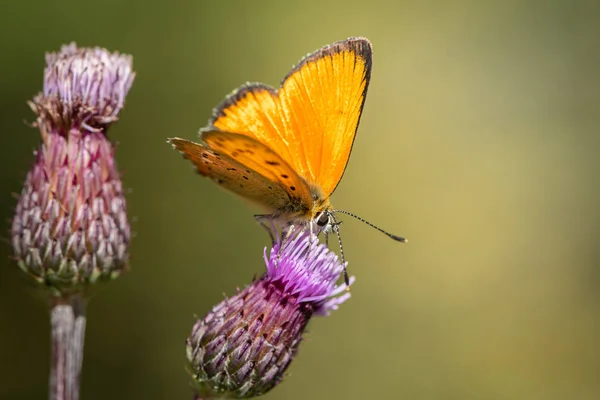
50,296,87,400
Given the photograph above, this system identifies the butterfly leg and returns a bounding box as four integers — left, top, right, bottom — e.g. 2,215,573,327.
305,220,316,260
254,214,277,244
281,223,296,249
271,223,298,267
254,215,298,267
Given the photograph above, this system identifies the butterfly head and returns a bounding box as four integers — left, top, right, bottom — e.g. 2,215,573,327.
313,209,337,235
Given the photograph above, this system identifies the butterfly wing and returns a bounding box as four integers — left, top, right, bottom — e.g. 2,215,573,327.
199,130,313,213
169,134,312,216
209,37,372,197
208,84,286,157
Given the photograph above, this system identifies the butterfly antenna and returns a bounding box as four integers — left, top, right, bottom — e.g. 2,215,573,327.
330,214,350,290
333,210,408,243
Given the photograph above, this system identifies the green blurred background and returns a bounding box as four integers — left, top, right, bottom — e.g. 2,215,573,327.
1,1,599,399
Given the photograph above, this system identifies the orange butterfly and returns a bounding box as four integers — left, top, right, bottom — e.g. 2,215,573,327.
169,37,405,284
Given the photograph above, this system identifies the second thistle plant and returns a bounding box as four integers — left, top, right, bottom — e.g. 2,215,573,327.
10,43,135,400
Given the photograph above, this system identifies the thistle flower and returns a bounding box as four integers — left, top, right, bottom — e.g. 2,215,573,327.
186,229,354,399
11,43,135,298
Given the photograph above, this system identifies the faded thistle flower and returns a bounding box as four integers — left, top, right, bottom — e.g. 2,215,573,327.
11,43,135,298
186,229,354,398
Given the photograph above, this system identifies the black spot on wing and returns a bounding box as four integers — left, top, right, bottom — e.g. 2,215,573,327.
232,147,255,156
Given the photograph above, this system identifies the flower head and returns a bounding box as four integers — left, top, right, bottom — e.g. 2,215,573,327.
35,43,135,133
186,229,353,398
11,43,135,298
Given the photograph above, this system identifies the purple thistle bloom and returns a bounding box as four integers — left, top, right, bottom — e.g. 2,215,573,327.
11,43,135,297
186,228,353,398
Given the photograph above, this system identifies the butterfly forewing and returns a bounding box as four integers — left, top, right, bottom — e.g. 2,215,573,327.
200,130,313,210
209,85,289,159
280,39,372,196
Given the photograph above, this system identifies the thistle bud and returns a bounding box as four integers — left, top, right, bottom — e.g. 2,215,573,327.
11,43,135,298
186,230,353,398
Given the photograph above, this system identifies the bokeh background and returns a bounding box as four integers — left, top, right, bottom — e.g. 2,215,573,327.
1,1,599,399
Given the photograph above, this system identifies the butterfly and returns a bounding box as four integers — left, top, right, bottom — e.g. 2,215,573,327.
169,37,406,285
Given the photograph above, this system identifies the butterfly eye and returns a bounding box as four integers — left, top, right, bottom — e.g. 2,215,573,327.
316,212,330,227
